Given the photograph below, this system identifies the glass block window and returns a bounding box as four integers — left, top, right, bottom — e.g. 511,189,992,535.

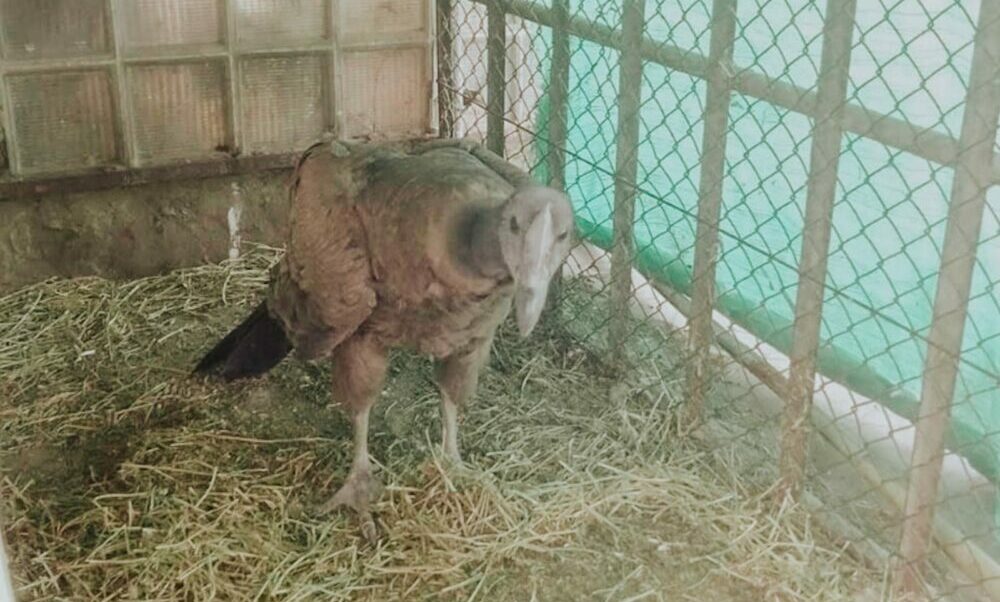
0,0,433,176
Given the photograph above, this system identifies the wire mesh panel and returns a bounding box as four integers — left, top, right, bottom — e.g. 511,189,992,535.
442,0,1000,597
449,1,489,140
849,1,974,138
0,0,434,175
503,16,547,172
732,0,823,89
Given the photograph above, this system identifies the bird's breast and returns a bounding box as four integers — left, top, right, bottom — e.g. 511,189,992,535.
366,283,513,358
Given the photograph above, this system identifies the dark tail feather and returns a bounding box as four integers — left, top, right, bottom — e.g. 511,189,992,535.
194,301,292,381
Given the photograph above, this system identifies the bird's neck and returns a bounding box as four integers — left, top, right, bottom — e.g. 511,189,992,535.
452,206,509,281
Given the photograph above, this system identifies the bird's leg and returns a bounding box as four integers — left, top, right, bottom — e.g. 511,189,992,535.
327,404,380,507
319,336,387,542
435,336,493,466
440,394,461,462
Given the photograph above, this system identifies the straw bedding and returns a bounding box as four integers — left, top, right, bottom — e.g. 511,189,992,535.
0,246,885,600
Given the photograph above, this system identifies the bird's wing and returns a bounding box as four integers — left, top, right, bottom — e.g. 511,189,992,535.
267,143,378,360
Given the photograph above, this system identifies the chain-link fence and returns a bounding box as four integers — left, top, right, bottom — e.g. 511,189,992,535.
439,0,1000,598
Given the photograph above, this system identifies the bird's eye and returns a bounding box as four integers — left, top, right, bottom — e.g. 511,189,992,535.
557,231,569,241
510,217,519,233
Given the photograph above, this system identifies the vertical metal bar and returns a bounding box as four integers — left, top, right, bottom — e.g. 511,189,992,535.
330,0,345,137
545,0,571,315
423,0,438,136
684,0,737,424
0,7,11,173
486,0,507,155
547,0,570,191
0,9,21,175
436,0,457,137
108,0,137,167
223,0,241,153
894,0,1000,594
0,86,7,172
607,0,646,367
777,0,857,501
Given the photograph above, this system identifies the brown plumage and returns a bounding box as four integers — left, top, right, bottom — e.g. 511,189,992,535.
195,139,574,539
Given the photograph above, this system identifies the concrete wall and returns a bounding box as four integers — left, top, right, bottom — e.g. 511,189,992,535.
0,171,291,293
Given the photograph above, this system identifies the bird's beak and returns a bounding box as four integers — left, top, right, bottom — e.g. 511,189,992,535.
513,206,555,338
514,283,548,337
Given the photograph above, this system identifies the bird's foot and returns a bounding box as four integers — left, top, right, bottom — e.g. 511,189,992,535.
438,451,491,492
319,471,384,543
442,443,463,468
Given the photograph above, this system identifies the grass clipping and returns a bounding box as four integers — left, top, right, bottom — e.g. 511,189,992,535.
0,246,881,601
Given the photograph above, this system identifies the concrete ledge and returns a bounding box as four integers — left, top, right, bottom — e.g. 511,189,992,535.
0,171,290,292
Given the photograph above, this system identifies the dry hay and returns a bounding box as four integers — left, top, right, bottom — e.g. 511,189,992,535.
0,245,888,601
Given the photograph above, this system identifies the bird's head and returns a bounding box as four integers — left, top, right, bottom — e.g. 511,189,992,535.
498,185,575,337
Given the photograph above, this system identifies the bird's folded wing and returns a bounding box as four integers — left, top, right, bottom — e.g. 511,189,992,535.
267,144,377,360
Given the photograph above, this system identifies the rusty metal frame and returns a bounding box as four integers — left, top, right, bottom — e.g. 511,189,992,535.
778,0,858,500
607,0,646,368
473,0,1000,186
685,0,737,425
474,0,1000,593
894,0,1000,593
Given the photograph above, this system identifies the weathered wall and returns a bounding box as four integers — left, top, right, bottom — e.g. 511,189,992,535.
0,171,291,293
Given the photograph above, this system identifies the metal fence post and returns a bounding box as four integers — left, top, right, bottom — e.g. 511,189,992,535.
778,0,858,501
107,0,137,168
222,0,242,154
547,0,570,192
684,0,737,425
486,0,507,156
608,0,646,368
545,0,571,315
894,0,1000,594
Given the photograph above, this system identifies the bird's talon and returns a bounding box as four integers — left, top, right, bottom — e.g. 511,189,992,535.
440,455,482,491
319,472,383,516
319,472,384,542
359,515,379,544
442,452,467,473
